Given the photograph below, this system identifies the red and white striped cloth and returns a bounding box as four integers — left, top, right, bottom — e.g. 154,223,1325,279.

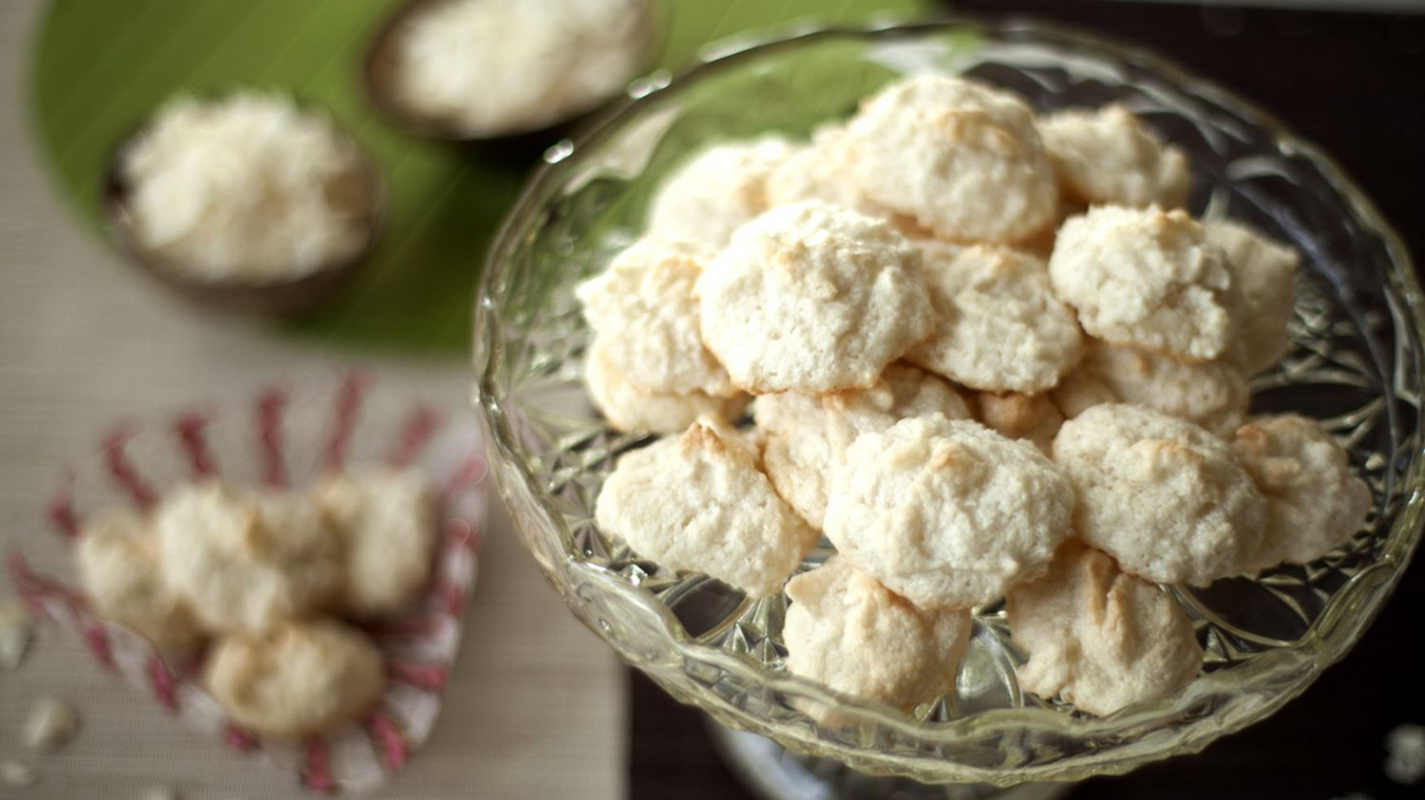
9,372,487,795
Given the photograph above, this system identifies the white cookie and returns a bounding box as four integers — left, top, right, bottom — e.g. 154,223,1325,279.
844,74,1059,243
762,429,837,531
1052,404,1266,585
759,365,972,528
594,416,817,597
825,416,1074,609
205,619,384,738
647,135,797,248
1039,104,1191,209
76,509,203,650
314,468,439,618
1047,368,1120,421
752,390,827,437
1008,539,1202,716
755,391,840,529
1204,220,1300,375
576,237,734,396
907,243,1082,392
973,391,1064,455
585,336,748,434
697,201,933,394
1051,340,1251,437
1049,205,1235,361
156,482,343,633
823,363,974,448
1231,414,1373,569
783,556,972,718
764,125,878,214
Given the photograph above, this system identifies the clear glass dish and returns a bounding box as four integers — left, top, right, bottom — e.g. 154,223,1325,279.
472,18,1425,786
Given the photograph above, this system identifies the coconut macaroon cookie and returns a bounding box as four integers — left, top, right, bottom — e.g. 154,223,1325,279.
594,416,817,597
205,619,384,738
575,237,734,396
764,126,878,214
752,390,828,438
907,243,1082,393
1053,404,1267,586
585,337,748,434
1007,540,1202,716
973,391,1064,456
1231,414,1373,569
823,363,974,448
76,510,204,651
754,391,837,528
1051,340,1251,437
1049,205,1236,361
1038,104,1191,209
844,74,1058,244
783,557,972,718
758,365,972,529
696,201,934,394
761,428,838,531
824,415,1074,609
156,482,344,633
1204,220,1301,375
314,469,439,618
647,136,799,248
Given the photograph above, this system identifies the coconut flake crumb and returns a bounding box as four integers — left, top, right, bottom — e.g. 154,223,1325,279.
0,600,33,671
0,760,37,788
392,0,652,137
1386,723,1425,785
120,92,375,282
22,696,79,753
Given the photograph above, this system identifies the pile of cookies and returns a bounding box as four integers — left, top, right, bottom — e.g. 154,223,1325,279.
582,74,1373,718
74,470,437,737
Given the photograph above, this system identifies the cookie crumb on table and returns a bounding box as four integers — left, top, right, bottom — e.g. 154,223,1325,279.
142,785,181,800
22,695,79,753
0,759,38,788
0,600,34,671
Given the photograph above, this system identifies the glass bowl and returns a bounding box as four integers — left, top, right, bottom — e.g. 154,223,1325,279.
472,18,1425,786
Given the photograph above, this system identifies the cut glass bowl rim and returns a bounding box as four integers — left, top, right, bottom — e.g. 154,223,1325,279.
472,16,1425,785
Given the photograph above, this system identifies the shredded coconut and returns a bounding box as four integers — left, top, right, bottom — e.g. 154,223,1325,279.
120,92,375,282
392,0,651,137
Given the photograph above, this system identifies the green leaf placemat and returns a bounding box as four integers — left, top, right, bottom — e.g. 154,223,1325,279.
29,0,925,353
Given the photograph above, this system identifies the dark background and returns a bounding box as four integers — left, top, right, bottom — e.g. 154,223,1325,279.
628,3,1425,798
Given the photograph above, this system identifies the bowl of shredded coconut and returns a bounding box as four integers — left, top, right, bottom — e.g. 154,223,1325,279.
364,0,657,142
104,90,382,316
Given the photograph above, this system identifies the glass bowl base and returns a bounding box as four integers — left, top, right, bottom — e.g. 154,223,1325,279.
706,720,1075,800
